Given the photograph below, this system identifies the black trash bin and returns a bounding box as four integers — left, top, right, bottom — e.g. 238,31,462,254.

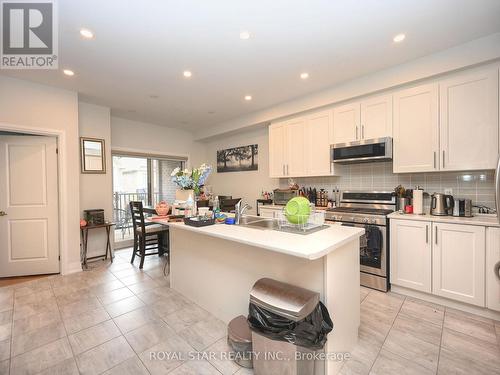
248,278,333,375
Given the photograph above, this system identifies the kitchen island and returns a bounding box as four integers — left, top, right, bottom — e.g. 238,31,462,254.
167,220,364,375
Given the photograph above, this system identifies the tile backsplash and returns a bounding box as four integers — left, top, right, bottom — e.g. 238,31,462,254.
281,162,497,212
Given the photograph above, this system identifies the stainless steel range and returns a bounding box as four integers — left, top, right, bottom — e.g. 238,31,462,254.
325,191,396,292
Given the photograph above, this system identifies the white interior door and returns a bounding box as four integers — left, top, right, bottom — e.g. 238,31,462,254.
0,136,59,277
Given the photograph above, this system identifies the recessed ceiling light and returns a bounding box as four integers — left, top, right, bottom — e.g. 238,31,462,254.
393,33,406,43
300,72,309,79
149,94,159,99
244,95,252,101
63,69,75,76
183,70,192,78
127,109,136,113
208,111,216,114
239,31,251,40
79,28,94,39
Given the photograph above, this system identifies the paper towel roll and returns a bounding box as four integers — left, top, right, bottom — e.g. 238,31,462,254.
413,189,424,215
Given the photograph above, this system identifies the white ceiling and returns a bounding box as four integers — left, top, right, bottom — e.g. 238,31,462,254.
2,0,500,132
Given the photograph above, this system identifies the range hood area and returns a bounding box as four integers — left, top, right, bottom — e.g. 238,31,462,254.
330,137,393,164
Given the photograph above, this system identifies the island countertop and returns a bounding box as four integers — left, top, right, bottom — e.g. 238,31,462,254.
166,221,364,260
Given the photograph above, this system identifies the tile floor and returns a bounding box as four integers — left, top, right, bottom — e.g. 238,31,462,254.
0,249,498,375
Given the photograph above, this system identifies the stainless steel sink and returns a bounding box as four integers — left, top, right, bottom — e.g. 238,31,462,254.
238,215,279,230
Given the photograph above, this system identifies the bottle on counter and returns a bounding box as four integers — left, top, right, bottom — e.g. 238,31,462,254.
213,196,220,219
185,193,195,218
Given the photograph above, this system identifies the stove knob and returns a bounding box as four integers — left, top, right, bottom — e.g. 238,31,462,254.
362,218,369,223
370,218,377,224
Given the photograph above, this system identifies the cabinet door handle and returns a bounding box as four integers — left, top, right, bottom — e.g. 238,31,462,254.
286,164,289,175
433,152,436,169
426,225,429,243
282,164,285,175
442,150,445,168
435,228,438,245
356,126,359,140
362,125,365,139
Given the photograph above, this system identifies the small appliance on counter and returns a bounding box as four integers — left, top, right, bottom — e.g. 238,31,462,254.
273,188,299,205
412,186,424,215
452,198,473,217
430,193,454,216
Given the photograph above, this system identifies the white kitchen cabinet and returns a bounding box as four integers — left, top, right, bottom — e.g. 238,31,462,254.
306,110,333,176
284,118,307,177
439,67,499,171
360,95,393,140
393,83,439,173
332,103,359,144
432,223,485,307
269,109,335,178
390,219,432,293
486,227,500,312
268,122,287,177
332,95,392,145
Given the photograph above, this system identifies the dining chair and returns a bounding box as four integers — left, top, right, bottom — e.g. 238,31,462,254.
129,201,169,269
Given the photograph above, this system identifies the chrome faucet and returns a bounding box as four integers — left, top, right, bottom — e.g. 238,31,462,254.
235,200,252,224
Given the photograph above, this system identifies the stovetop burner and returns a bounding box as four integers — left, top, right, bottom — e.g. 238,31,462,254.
327,207,394,216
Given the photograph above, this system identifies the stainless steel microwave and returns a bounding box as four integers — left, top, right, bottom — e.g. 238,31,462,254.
331,137,393,164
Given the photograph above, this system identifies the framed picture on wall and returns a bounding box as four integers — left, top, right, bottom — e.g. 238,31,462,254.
80,137,106,174
217,144,258,173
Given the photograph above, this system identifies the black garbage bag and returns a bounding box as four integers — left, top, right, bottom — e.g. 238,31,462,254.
247,301,333,350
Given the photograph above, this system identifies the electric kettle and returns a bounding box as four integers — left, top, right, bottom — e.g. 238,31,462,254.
430,193,454,216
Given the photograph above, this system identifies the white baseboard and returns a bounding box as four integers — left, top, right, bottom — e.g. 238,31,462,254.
391,285,500,321
62,261,83,275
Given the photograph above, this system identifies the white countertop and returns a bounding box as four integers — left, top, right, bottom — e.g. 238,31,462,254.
163,220,364,260
388,212,500,227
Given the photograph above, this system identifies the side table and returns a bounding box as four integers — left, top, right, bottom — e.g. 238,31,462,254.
80,222,115,269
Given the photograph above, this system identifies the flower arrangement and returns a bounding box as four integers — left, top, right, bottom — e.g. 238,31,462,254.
171,163,212,194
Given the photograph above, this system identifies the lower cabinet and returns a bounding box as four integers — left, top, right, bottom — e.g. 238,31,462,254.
391,219,488,308
390,219,432,293
486,227,500,312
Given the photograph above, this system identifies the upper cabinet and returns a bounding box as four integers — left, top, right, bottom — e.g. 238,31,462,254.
332,95,392,145
269,109,335,178
393,83,439,173
439,67,499,171
393,66,499,173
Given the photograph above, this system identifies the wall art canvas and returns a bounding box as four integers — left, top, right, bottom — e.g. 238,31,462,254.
217,144,258,173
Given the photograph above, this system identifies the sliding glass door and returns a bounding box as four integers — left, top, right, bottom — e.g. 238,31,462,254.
112,153,185,243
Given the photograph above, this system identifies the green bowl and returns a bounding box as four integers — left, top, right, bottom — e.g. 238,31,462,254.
285,197,311,225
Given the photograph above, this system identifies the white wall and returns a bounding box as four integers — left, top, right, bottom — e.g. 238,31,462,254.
204,126,279,214
79,102,114,258
110,117,206,167
0,75,81,274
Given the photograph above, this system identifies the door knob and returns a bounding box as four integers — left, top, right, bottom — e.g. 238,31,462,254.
0,211,6,217
495,261,500,282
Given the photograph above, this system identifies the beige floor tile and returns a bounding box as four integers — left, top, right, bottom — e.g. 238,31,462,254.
399,297,444,327
127,279,160,294
0,311,12,326
0,324,11,342
88,280,125,295
104,295,145,318
205,337,242,375
60,297,102,320
55,288,95,306
75,336,135,375
441,328,500,369
12,299,58,322
68,320,121,355
63,306,111,335
0,339,10,362
113,307,161,334
12,309,61,337
179,316,226,351
437,347,500,375
136,287,178,305
150,292,191,316
391,313,442,346
234,368,253,375
363,291,405,313
14,289,54,306
0,294,13,314
112,268,141,279
97,287,134,305
382,326,440,371
139,333,193,375
169,359,221,375
360,287,370,303
369,349,434,375
444,308,497,344
11,321,66,357
0,359,8,375
163,302,210,332
10,337,73,375
125,321,175,353
102,356,150,375
119,273,154,287
38,357,79,375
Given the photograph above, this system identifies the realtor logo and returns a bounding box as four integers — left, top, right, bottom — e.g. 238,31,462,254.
1,0,58,69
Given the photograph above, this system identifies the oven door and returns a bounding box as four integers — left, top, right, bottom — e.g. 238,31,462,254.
342,222,387,277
